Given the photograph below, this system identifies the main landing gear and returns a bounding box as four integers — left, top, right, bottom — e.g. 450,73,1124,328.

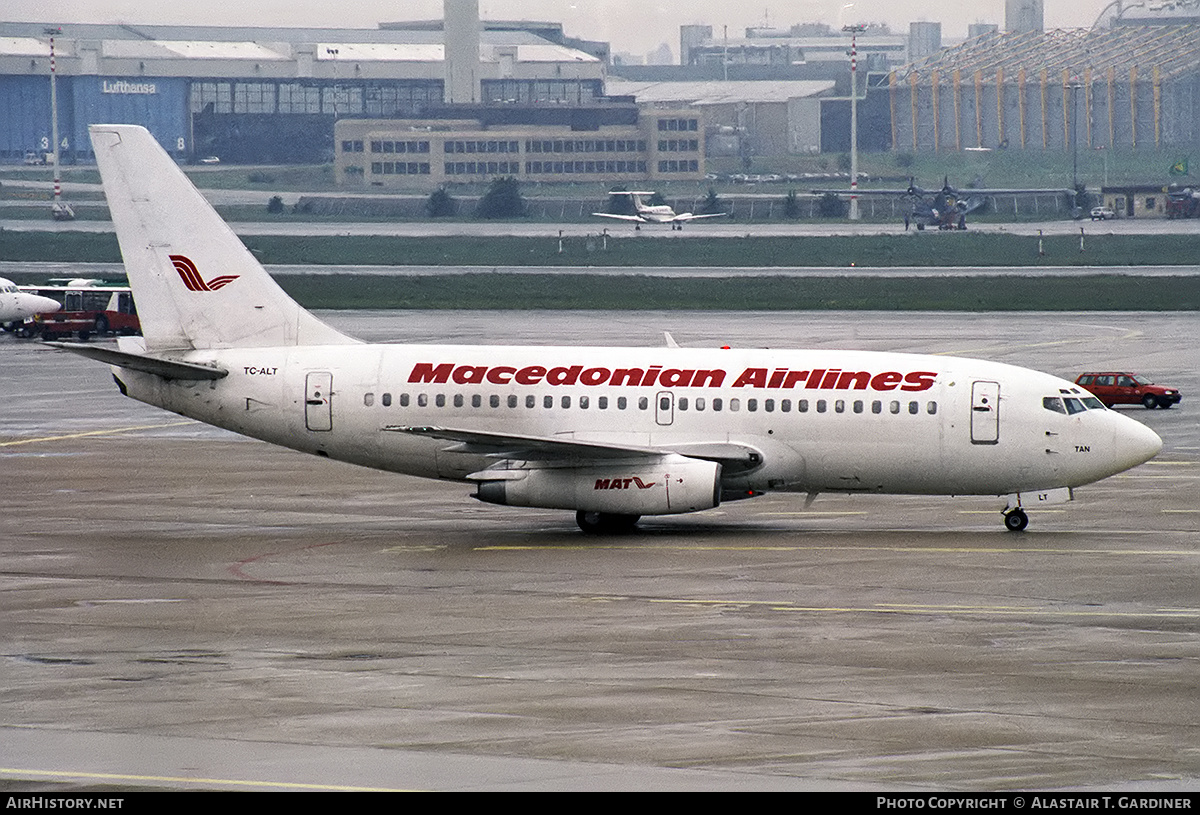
1003,507,1029,532
576,511,641,535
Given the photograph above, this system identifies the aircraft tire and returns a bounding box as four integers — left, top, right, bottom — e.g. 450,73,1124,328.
1004,508,1029,532
576,511,641,535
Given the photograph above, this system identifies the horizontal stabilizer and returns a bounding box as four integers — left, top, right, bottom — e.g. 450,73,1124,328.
47,342,228,380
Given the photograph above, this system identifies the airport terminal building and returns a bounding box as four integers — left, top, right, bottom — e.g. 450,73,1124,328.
0,19,609,166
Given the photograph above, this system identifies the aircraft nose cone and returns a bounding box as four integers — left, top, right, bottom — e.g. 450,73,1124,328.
35,296,61,314
1114,416,1163,472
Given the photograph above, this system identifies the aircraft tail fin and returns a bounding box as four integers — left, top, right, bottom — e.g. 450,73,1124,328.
89,125,357,351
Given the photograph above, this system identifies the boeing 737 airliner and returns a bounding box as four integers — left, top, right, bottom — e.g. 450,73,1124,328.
54,125,1162,533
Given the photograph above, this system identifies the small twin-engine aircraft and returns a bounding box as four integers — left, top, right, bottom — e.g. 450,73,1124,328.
0,278,61,324
592,191,727,231
813,178,1073,230
53,125,1161,534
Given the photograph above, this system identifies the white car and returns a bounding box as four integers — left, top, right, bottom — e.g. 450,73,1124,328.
1090,206,1115,220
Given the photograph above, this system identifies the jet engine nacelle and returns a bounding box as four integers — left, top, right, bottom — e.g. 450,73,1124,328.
473,454,722,516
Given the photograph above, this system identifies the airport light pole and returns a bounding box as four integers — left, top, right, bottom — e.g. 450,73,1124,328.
1068,77,1083,211
44,27,72,221
843,24,866,221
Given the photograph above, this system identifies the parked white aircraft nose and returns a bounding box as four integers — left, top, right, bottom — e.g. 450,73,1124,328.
29,294,62,315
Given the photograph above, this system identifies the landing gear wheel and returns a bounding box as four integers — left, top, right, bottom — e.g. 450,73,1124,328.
576,511,641,535
1003,507,1029,532
1142,394,1158,409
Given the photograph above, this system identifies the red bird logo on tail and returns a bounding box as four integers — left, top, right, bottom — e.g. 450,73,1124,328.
170,254,238,292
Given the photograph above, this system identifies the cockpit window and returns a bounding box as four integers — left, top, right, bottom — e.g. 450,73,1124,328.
1063,397,1087,415
1081,397,1106,410
1043,397,1066,414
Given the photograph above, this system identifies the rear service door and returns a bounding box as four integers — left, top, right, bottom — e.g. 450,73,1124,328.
305,371,333,431
970,381,1000,445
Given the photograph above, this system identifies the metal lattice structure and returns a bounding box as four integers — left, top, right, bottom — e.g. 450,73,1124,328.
887,24,1200,152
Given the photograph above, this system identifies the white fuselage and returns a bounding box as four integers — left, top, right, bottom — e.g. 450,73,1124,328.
113,343,1162,503
636,203,683,223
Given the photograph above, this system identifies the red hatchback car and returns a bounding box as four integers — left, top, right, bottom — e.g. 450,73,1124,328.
1075,372,1182,409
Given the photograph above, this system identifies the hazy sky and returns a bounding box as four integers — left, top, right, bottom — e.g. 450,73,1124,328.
9,1,1117,57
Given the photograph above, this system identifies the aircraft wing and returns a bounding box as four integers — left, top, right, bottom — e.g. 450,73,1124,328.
591,212,646,222
387,425,661,460
810,188,915,197
958,187,1074,195
385,425,761,470
47,342,228,380
672,212,728,222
